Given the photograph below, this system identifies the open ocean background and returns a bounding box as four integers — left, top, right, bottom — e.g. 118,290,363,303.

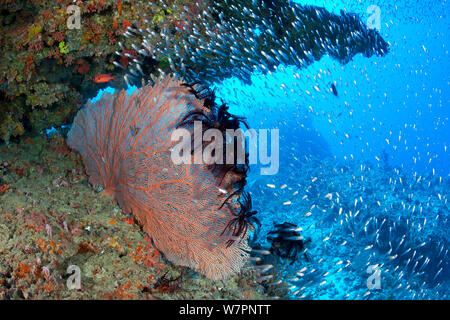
212,0,449,299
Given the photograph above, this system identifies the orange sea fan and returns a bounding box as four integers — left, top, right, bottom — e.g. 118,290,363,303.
67,76,250,279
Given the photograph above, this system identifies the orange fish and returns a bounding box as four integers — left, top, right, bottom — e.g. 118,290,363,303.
93,74,117,83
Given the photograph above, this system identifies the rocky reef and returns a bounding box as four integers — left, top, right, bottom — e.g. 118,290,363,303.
0,134,267,299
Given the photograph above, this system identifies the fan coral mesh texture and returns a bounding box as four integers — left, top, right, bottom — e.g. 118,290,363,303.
67,76,249,279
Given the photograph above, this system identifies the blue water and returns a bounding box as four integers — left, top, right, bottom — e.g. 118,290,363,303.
212,0,449,299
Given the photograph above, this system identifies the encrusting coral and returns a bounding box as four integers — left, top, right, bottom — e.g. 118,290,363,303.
67,76,251,280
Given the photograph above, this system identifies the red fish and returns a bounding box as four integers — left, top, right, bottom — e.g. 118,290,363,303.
93,74,117,83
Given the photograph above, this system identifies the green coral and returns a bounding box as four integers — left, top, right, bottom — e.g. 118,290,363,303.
27,23,42,42
0,114,25,143
152,8,174,23
58,41,69,54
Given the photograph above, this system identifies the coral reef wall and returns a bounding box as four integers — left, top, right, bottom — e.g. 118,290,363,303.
67,76,250,280
0,0,161,142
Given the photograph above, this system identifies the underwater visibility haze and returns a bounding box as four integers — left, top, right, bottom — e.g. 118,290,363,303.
0,0,448,300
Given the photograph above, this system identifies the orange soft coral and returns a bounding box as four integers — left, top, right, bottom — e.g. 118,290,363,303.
0,185,9,194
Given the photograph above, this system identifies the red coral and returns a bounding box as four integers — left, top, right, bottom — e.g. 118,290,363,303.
175,21,186,31
118,48,136,69
52,31,65,42
28,34,43,52
122,20,131,29
86,0,107,12
42,10,52,19
0,185,9,194
15,262,31,279
112,17,118,30
67,76,250,279
77,64,90,74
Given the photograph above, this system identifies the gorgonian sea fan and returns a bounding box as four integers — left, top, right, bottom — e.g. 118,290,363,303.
67,76,250,279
